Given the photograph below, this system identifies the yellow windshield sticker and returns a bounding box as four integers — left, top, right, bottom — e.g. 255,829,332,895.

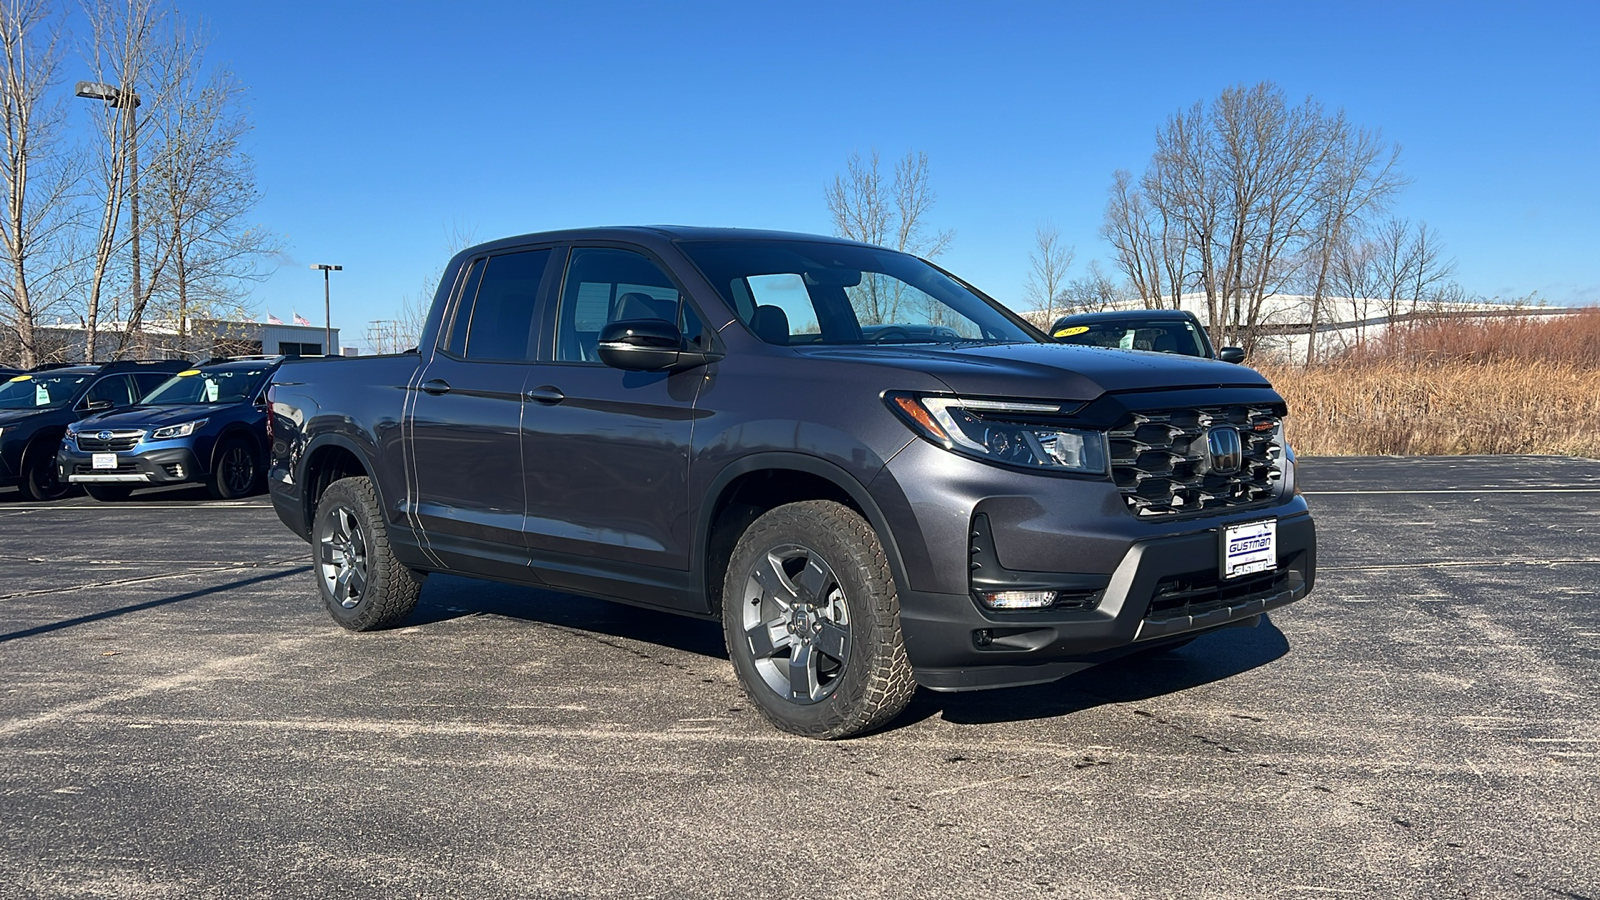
1054,326,1090,338
7,374,30,381
177,369,201,377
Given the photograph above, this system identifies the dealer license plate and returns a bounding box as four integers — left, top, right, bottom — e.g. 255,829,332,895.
1222,519,1276,579
92,453,118,470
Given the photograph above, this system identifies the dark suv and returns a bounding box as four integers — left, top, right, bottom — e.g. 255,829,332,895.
266,226,1315,739
0,360,190,500
1051,308,1246,363
59,357,280,501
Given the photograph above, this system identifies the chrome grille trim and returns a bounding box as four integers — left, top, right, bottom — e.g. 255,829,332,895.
75,429,145,452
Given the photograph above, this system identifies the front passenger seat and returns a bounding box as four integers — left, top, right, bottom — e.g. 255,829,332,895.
750,305,790,345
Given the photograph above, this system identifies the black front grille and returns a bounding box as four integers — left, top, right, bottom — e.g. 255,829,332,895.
1147,566,1291,622
1109,405,1282,518
76,431,142,452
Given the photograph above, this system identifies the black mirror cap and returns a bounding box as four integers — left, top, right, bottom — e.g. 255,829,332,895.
1218,347,1247,364
597,318,721,372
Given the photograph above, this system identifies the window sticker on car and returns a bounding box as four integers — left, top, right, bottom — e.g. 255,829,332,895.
8,374,30,381
35,383,49,405
204,379,218,402
177,369,200,377
1054,325,1090,337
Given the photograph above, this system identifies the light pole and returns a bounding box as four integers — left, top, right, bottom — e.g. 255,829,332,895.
75,81,142,320
311,264,342,354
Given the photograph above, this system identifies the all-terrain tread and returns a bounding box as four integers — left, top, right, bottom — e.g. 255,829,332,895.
723,500,915,740
315,476,423,631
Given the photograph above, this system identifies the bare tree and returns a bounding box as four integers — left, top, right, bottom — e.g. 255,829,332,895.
1300,115,1406,363
78,0,166,362
132,16,279,357
825,149,953,324
1103,82,1404,354
1058,261,1127,314
1022,222,1074,325
0,0,79,368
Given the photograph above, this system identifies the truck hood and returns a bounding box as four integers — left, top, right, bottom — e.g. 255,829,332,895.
795,341,1270,401
77,404,217,431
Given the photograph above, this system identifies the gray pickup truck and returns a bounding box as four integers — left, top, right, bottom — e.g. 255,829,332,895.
266,226,1315,739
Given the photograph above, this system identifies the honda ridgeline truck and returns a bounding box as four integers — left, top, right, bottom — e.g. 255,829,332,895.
266,227,1315,739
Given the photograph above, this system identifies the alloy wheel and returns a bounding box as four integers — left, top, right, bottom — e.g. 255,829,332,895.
740,543,852,704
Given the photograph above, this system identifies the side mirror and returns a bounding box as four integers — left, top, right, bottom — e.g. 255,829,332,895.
597,319,721,372
1217,347,1246,364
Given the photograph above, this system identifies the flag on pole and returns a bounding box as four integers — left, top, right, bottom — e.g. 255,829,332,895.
266,312,282,324
293,311,311,326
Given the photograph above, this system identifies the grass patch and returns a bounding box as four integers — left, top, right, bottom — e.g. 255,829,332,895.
1257,307,1600,456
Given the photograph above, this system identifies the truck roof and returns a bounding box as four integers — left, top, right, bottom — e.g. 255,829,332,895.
459,225,881,258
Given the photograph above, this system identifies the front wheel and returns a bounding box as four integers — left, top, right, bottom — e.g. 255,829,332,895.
207,436,261,499
20,443,71,501
722,500,914,739
312,476,423,631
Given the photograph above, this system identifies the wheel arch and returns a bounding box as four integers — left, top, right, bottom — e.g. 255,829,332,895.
207,421,266,473
297,434,385,537
697,453,910,611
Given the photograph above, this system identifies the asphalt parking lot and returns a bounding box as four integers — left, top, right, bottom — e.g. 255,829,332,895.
2,457,1597,899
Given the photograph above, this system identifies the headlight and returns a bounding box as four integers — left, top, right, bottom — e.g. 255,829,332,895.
151,419,207,440
886,392,1107,474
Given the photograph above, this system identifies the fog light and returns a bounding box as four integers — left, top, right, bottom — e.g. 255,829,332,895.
980,590,1057,610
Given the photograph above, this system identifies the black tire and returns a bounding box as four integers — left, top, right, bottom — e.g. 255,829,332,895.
311,475,423,631
207,436,260,499
85,485,133,502
722,500,915,739
20,442,70,502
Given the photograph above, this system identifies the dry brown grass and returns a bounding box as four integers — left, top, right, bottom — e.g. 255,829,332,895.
1257,308,1600,457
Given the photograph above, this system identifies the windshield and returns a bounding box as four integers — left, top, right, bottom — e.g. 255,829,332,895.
680,240,1039,346
142,368,269,405
1053,319,1210,357
0,373,90,410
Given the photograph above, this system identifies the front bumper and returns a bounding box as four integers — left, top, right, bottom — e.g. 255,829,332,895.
58,447,202,485
899,511,1314,690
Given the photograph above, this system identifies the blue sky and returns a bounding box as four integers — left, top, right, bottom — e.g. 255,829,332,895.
118,0,1600,348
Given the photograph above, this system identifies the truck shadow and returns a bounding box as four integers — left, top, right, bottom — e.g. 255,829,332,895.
894,619,1291,729
412,574,1291,731
409,574,730,661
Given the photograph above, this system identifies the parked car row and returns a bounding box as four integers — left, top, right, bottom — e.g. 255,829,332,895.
0,356,280,501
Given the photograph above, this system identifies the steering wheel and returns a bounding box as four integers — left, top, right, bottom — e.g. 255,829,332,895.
871,328,909,343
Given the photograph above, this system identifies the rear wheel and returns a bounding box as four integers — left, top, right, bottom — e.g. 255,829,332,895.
20,442,70,502
207,436,260,499
84,485,133,502
722,500,915,739
312,475,423,631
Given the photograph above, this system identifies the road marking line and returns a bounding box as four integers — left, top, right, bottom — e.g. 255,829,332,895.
0,637,314,739
0,559,303,601
1323,557,1600,572
1303,488,1600,495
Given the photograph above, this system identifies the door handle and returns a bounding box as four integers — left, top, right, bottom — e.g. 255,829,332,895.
420,379,451,396
523,386,564,404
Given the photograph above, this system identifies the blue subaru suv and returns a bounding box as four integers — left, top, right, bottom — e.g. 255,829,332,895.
59,357,282,501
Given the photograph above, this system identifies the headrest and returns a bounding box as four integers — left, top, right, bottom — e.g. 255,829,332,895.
751,305,790,345
616,291,677,323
